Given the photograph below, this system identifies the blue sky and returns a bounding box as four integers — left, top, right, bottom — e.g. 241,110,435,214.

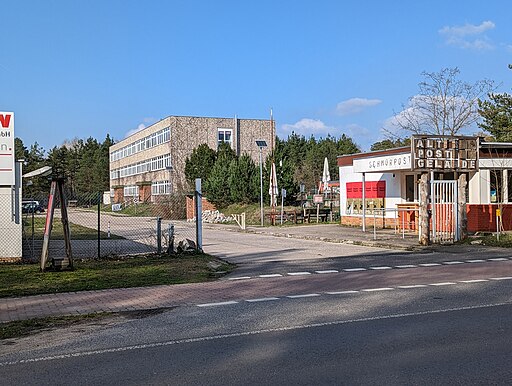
2,0,512,152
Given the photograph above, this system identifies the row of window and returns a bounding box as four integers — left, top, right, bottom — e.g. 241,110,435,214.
123,181,172,197
110,154,171,179
110,127,171,162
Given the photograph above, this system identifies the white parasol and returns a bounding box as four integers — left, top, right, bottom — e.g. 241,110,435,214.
269,162,278,206
322,157,330,192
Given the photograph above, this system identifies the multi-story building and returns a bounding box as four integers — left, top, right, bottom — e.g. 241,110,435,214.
109,115,274,203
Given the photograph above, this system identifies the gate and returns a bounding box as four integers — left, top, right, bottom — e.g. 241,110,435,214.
430,180,459,243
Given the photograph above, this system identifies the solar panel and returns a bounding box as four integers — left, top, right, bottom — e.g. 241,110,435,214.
255,140,267,147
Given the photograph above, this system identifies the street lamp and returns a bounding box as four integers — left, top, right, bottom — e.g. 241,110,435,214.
256,140,267,226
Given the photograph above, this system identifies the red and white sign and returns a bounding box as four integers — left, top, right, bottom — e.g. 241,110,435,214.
0,112,14,185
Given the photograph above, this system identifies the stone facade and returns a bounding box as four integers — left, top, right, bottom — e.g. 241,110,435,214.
110,116,274,203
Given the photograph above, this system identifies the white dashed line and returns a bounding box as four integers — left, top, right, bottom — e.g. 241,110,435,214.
467,259,485,263
369,266,392,270
460,279,489,283
227,276,251,281
397,284,428,289
325,290,359,295
490,277,512,281
429,282,457,286
246,297,280,303
488,258,509,261
197,301,238,307
395,264,417,269
343,268,367,272
287,272,312,276
443,261,464,265
315,270,339,274
259,274,283,278
286,294,321,299
361,287,394,292
419,263,441,267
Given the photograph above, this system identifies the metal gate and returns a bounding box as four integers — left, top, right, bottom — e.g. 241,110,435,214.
431,180,459,243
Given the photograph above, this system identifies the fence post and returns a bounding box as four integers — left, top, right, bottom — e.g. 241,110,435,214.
156,217,162,254
195,178,203,252
97,191,101,259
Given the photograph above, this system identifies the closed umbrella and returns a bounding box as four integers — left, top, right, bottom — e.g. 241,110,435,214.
269,162,278,207
322,157,330,192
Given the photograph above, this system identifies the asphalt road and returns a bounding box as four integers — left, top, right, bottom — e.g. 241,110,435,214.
3,263,512,385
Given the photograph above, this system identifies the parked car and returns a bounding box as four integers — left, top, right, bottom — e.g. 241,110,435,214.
22,201,45,214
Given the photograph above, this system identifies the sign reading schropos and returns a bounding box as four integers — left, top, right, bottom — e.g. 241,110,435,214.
411,135,479,172
0,111,14,186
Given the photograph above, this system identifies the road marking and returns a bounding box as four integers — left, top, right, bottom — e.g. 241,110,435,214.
466,259,485,263
397,284,428,289
4,302,512,368
490,276,512,280
287,272,312,276
460,279,489,283
259,274,283,278
315,270,339,274
443,261,464,265
369,266,392,270
419,263,441,267
395,264,417,268
286,294,321,299
343,268,367,272
197,301,238,307
246,297,280,303
488,258,508,261
361,287,394,292
429,282,457,286
227,276,251,281
325,290,359,295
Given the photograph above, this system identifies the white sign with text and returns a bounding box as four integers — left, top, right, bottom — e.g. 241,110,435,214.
0,112,14,185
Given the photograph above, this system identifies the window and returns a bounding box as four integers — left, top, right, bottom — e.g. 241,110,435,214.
110,127,171,162
110,154,171,180
218,128,233,147
490,169,503,203
124,186,138,197
151,180,171,195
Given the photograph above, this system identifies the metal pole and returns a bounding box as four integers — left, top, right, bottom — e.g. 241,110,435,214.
195,178,203,251
97,191,101,259
259,148,264,227
362,172,366,232
156,217,162,254
373,211,376,240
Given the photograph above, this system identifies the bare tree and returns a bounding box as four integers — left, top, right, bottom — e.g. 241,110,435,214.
388,68,495,137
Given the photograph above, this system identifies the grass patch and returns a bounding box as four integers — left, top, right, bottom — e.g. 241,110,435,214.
0,254,235,298
463,232,512,247
0,313,113,340
23,217,123,240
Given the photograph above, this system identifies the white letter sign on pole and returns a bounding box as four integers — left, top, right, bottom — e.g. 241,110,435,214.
0,111,14,186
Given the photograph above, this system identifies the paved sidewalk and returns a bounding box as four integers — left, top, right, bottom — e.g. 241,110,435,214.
204,222,422,251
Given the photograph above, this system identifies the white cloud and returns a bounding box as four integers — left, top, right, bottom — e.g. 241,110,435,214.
124,117,157,138
439,21,495,50
279,118,336,137
336,98,382,116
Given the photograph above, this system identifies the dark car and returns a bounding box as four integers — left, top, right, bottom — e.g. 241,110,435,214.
22,202,45,214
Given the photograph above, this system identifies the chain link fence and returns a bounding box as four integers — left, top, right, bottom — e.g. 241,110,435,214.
21,191,198,262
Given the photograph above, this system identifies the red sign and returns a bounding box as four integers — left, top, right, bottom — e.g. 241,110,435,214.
346,181,385,199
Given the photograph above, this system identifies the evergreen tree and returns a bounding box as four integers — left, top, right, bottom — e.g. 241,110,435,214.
228,154,259,204
203,142,237,207
478,93,512,142
370,137,411,151
184,143,217,188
